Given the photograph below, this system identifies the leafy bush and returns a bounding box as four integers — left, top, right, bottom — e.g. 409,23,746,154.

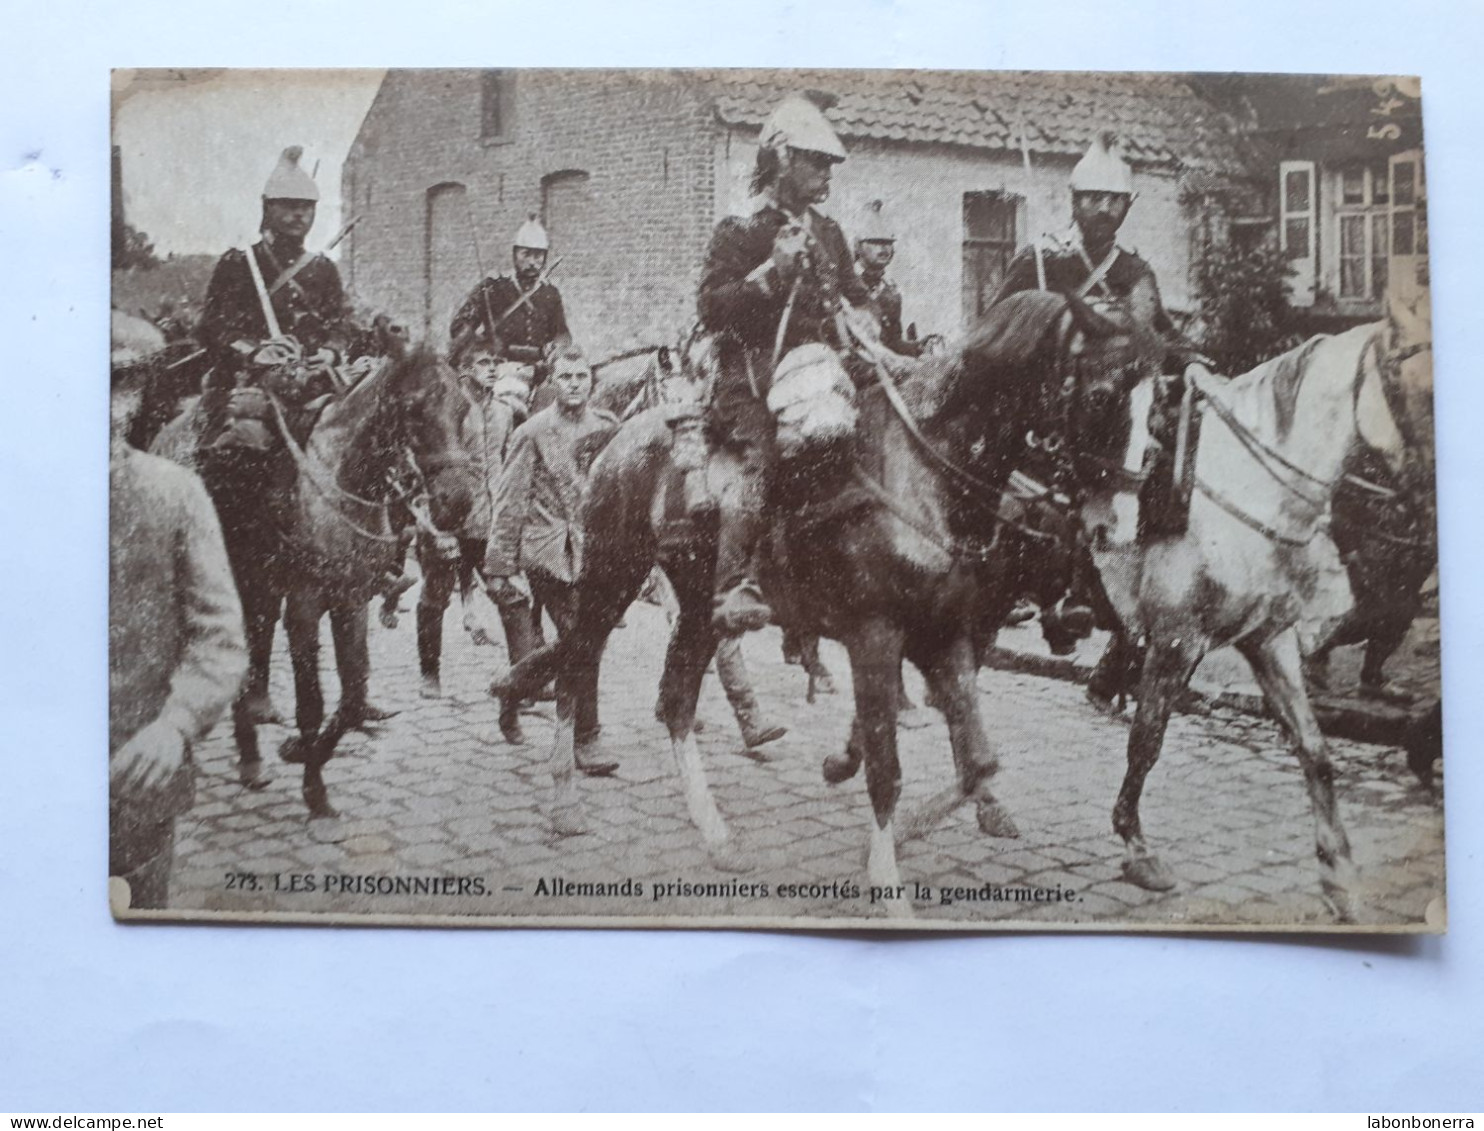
1192,235,1297,374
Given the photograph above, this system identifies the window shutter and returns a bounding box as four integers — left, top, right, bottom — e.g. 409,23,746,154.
1279,160,1317,307
1388,149,1426,302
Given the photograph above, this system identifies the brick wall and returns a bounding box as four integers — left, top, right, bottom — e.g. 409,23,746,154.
343,70,718,360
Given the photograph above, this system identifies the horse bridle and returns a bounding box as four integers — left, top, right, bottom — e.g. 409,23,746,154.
1027,309,1152,498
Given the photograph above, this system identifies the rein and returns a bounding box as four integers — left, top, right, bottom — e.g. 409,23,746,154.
1173,330,1424,550
267,390,453,547
844,319,1053,546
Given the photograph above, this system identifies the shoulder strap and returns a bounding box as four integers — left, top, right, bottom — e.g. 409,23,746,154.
267,250,317,297
241,244,283,340
1074,243,1121,300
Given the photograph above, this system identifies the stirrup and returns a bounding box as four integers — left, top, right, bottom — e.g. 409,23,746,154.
712,581,772,636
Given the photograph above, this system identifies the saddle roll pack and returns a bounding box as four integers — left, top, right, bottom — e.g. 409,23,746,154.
766,342,858,460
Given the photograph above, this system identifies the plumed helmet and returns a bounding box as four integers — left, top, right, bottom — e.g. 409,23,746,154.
513,213,550,251
1069,132,1134,196
855,198,895,242
759,94,847,162
262,145,320,202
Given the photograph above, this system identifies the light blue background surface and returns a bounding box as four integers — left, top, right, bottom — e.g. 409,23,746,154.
2,0,1480,1112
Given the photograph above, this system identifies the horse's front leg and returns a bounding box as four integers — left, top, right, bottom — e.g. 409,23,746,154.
657,558,741,868
280,590,338,818
1113,631,1207,893
921,634,1019,839
845,617,911,918
1238,628,1362,922
283,590,326,741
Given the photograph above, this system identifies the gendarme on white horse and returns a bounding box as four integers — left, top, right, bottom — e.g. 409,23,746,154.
1080,304,1433,922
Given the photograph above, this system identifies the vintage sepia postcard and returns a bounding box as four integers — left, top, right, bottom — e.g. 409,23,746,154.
109,68,1441,931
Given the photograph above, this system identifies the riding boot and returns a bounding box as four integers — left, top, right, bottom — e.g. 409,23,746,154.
416,603,444,699
713,507,771,636
716,637,786,750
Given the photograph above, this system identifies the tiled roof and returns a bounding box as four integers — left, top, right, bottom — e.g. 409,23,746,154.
701,70,1243,172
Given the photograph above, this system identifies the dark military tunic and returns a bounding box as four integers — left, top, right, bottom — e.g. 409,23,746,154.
858,272,923,358
449,276,571,367
197,237,355,363
994,238,1199,373
698,204,868,417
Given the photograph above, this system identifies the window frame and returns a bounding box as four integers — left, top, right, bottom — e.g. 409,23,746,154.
961,191,1020,323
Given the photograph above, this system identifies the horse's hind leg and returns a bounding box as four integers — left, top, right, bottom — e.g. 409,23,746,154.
920,635,1019,839
657,559,736,862
1238,628,1361,921
845,617,911,917
544,572,644,835
1114,632,1207,893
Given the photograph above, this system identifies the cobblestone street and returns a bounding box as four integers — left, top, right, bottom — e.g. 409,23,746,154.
168,579,1446,930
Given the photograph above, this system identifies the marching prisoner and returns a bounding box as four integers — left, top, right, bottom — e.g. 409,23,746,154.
486,346,620,771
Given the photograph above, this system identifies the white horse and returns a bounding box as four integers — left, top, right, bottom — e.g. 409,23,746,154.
1080,304,1433,921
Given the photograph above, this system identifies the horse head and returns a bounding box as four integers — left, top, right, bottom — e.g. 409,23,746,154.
349,336,477,534
1056,293,1165,489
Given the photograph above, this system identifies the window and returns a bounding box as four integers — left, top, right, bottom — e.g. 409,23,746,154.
541,169,592,246
1278,160,1316,306
480,70,513,142
1333,162,1389,302
962,192,1018,321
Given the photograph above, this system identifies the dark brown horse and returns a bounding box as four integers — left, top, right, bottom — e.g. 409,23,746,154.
157,334,477,817
494,292,1129,908
270,339,477,816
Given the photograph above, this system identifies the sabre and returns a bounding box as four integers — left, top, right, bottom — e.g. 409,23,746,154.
1017,114,1047,291
268,214,363,296
448,255,565,362
462,196,501,359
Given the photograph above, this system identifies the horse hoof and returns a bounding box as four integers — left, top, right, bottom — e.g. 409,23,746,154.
241,694,286,728
238,760,272,790
1086,688,1130,723
419,676,444,700
707,842,755,874
1122,854,1178,892
279,736,309,765
977,799,1020,839
897,706,936,731
822,750,861,785
378,609,400,630
813,674,837,696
